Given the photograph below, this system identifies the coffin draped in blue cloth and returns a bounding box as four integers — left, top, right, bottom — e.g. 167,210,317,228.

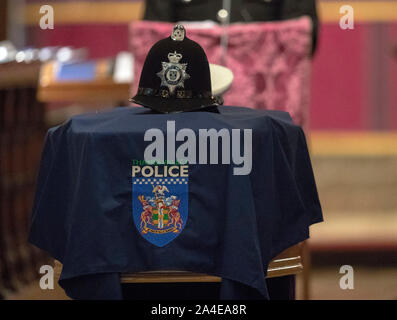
29,106,323,299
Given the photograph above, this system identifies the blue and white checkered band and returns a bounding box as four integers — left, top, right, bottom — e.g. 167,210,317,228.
157,51,190,95
132,176,189,247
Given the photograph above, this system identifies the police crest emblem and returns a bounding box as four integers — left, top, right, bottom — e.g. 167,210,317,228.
132,175,188,247
157,51,190,95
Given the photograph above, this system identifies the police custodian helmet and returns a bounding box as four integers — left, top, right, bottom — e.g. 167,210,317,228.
130,25,223,113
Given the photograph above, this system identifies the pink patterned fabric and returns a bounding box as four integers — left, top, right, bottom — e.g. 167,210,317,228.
130,17,312,126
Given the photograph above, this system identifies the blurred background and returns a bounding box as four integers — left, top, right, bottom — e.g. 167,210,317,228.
0,0,396,300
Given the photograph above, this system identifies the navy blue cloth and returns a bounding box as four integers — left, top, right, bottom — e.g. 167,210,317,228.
29,106,323,300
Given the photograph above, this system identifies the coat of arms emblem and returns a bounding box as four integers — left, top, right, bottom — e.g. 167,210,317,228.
132,176,188,247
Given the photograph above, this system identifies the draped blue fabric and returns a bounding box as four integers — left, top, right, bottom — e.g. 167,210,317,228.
29,106,322,299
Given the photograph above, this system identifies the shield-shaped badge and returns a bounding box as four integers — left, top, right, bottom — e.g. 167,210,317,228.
132,176,188,247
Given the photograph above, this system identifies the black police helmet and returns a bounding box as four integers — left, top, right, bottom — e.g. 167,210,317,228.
130,25,223,113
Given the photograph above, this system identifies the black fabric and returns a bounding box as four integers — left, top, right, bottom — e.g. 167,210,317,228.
144,0,318,55
29,106,323,300
266,275,295,300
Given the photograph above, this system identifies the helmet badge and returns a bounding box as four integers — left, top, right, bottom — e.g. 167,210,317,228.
157,51,190,95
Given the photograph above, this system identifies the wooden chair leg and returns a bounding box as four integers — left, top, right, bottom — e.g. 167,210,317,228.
301,241,311,300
